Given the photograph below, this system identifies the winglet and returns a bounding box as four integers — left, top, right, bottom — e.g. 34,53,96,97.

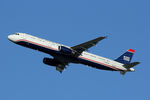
128,49,135,53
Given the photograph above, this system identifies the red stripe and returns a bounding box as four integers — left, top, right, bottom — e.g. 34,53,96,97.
128,49,135,53
79,56,121,71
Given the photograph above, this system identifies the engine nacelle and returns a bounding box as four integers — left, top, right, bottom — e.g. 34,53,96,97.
59,46,74,55
43,58,58,66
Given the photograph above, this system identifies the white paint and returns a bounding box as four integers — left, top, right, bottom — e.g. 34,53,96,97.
8,33,129,71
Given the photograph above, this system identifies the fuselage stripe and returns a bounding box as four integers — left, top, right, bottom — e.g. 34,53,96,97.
17,39,58,51
79,56,121,70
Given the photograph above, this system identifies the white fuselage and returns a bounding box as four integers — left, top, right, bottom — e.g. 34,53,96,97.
8,33,129,71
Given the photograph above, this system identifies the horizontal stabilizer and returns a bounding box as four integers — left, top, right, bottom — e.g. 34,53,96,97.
123,62,140,69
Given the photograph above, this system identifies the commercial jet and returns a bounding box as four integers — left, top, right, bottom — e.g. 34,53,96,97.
8,33,140,75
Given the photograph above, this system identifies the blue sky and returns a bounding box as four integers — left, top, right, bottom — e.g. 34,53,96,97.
0,0,150,100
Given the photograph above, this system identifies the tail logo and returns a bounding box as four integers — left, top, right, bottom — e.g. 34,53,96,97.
123,56,130,62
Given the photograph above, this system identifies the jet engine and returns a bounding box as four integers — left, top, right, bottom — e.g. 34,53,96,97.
43,57,65,73
59,46,74,55
43,58,58,66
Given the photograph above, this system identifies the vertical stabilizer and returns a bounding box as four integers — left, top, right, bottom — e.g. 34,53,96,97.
115,49,135,64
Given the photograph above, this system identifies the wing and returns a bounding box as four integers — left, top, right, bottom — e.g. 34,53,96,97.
71,36,107,56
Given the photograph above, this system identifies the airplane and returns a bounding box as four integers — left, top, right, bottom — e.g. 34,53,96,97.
8,33,140,75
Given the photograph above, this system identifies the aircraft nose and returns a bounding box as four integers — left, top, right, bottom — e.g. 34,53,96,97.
8,35,13,41
8,35,16,42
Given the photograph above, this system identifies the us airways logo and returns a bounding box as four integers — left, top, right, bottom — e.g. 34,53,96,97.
123,56,130,61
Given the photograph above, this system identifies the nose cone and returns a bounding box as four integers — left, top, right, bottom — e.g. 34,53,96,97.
8,35,17,42
8,35,13,41
8,35,11,40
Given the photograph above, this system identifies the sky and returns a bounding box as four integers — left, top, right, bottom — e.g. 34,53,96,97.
0,0,150,100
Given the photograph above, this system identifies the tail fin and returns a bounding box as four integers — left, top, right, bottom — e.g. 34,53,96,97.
115,49,135,64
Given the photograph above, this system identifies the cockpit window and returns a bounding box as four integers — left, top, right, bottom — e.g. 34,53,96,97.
15,33,19,35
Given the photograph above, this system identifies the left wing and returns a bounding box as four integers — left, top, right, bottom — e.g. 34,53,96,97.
71,36,107,56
